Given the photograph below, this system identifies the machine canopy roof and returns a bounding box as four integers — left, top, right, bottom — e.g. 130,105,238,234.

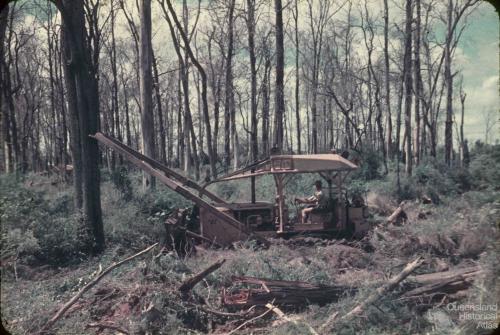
212,154,358,182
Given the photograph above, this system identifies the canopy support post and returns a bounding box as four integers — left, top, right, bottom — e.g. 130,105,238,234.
251,169,256,204
274,174,285,233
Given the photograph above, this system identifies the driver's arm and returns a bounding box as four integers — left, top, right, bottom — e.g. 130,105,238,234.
304,195,317,204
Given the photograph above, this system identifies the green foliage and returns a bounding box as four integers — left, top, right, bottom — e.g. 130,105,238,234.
347,179,368,200
468,145,500,189
110,166,133,200
351,149,382,181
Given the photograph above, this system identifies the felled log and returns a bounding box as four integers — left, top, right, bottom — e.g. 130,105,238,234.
223,276,356,308
387,202,408,225
401,266,482,301
178,258,226,293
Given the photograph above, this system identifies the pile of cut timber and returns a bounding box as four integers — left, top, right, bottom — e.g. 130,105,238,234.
223,266,482,311
223,276,356,308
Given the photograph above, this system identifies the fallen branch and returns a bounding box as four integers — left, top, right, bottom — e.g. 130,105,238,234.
320,257,424,332
38,243,158,334
178,258,226,293
265,303,319,335
227,303,274,335
199,305,256,318
86,322,129,335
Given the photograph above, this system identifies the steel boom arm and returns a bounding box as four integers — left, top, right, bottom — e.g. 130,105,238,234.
92,132,268,246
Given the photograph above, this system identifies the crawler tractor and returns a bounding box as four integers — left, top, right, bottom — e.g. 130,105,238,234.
94,133,370,246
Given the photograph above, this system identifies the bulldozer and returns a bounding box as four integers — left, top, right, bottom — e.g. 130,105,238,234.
93,133,370,246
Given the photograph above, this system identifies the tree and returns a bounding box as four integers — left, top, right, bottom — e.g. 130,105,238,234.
292,0,301,153
139,0,156,189
273,0,284,152
0,5,11,173
383,0,392,159
403,0,413,176
414,0,423,165
163,0,218,179
57,0,104,252
444,0,479,166
224,0,236,170
247,0,258,161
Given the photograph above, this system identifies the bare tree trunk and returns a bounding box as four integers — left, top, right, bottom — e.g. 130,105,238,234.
0,5,11,173
152,52,167,164
120,65,132,147
57,0,104,252
383,0,392,158
273,0,285,152
110,0,121,166
293,0,301,153
403,0,413,176
262,53,271,158
444,0,453,166
247,0,258,162
163,0,217,179
139,0,156,189
459,83,466,166
224,0,236,170
414,0,422,166
61,26,83,208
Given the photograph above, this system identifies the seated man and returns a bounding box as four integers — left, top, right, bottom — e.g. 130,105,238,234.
295,180,328,224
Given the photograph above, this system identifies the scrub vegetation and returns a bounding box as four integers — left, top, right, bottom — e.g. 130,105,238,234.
1,143,498,334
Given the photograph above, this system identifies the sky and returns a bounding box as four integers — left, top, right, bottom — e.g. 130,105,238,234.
456,2,499,143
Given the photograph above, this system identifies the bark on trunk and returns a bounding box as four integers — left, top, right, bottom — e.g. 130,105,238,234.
273,0,285,152
57,0,104,252
139,0,156,189
403,0,413,176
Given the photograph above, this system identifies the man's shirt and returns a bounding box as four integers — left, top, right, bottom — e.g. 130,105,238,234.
307,190,328,208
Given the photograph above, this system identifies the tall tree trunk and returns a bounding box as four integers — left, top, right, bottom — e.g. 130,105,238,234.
152,53,167,164
414,0,422,166
403,0,413,176
293,0,301,153
444,0,453,166
0,5,10,173
110,0,120,166
383,0,392,158
163,0,217,179
61,26,83,208
139,0,156,189
57,0,104,253
459,86,466,166
273,0,285,152
247,0,258,162
3,8,19,173
224,0,236,170
0,4,12,173
262,54,271,158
